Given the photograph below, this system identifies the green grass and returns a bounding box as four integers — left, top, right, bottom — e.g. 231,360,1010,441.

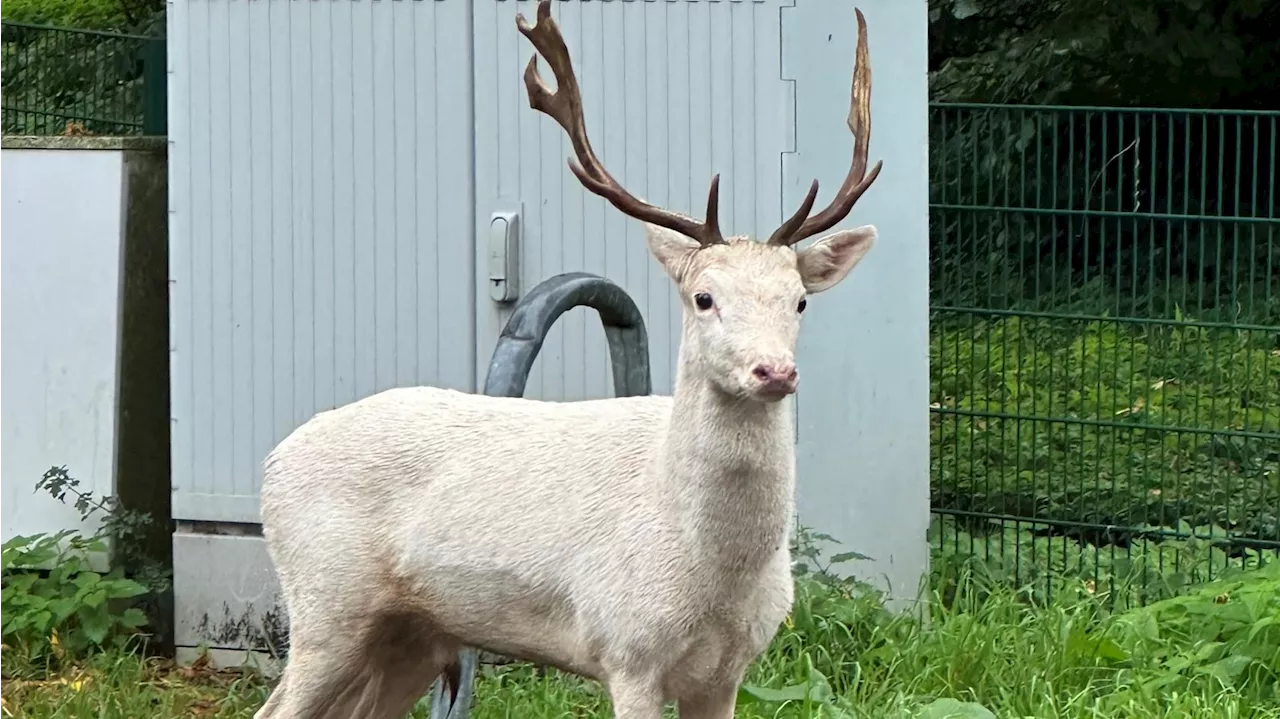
6,563,1278,719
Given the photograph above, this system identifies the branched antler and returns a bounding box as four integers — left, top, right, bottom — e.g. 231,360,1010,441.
768,8,883,247
517,0,725,247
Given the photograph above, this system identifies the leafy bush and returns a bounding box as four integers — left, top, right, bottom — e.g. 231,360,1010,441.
35,466,171,597
1,531,149,675
1115,561,1280,703
1,466,168,678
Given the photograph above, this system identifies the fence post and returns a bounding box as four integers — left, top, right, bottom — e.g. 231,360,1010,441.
427,271,651,719
141,36,167,135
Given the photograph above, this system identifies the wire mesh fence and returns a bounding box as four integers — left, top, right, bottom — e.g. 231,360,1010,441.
928,102,1279,606
1,21,166,136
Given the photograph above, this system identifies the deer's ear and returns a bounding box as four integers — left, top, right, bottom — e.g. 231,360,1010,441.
644,223,702,280
795,226,876,294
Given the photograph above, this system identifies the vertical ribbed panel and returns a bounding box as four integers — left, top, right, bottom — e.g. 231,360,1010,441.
168,0,475,523
784,0,933,606
475,0,786,401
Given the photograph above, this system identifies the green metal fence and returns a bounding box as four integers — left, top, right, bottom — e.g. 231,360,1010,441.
928,102,1279,605
1,21,166,136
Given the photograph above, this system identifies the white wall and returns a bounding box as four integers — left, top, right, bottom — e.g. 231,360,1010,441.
473,0,785,401
1,148,125,547
165,0,477,524
787,0,932,608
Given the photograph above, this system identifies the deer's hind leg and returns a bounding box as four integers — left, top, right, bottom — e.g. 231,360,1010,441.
254,612,458,719
251,626,365,719
350,614,463,719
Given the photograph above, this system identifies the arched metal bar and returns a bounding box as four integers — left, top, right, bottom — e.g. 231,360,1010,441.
481,271,651,399
428,271,651,719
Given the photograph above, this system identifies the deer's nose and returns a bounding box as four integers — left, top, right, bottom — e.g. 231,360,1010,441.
752,364,797,383
751,363,798,393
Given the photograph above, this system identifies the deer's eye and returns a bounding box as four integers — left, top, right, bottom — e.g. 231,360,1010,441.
694,293,714,311
797,298,808,313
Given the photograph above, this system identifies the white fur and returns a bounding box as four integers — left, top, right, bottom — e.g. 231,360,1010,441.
254,223,876,719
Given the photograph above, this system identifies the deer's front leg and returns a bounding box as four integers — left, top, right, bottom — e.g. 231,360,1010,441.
607,675,665,719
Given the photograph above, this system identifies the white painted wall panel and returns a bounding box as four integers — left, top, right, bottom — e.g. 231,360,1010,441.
167,0,476,522
474,0,783,401
785,0,931,607
1,149,124,546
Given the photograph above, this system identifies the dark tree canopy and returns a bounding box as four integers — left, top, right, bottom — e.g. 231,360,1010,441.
929,0,1280,109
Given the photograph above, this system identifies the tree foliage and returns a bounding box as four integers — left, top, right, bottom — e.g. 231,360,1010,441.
929,0,1280,109
0,0,162,34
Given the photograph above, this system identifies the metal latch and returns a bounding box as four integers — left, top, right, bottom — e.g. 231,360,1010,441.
488,211,520,303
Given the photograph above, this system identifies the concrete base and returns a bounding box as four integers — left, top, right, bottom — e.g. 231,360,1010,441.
173,524,289,661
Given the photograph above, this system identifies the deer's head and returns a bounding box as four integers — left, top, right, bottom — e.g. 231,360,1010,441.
518,0,882,403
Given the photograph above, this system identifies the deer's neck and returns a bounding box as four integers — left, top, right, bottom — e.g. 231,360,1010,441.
658,358,796,573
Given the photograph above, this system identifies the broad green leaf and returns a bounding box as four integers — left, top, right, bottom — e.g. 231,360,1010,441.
31,609,53,632
830,551,873,564
1065,626,1129,663
1194,641,1227,663
105,578,148,599
950,0,981,21
739,683,809,704
805,658,835,703
72,571,102,589
119,607,149,628
1131,611,1161,642
81,588,108,608
50,597,80,622
914,698,997,719
1247,615,1278,643
78,606,110,645
1204,654,1255,685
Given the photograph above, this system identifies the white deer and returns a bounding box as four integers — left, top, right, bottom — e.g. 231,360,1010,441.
253,2,883,717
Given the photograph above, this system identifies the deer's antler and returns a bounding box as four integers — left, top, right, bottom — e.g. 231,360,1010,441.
768,8,883,247
517,0,725,248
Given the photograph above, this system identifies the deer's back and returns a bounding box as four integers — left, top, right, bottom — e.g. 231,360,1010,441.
259,386,674,585
262,384,671,512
